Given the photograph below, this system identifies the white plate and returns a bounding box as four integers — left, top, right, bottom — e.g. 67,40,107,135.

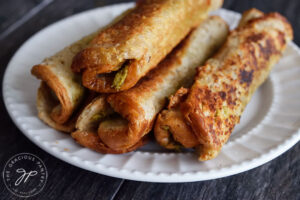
3,3,300,182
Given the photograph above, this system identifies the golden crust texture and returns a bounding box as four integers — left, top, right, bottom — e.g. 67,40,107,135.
155,9,293,161
30,8,132,131
72,131,149,154
72,0,223,93
31,33,97,131
96,16,229,151
71,96,148,154
154,8,266,153
36,83,76,132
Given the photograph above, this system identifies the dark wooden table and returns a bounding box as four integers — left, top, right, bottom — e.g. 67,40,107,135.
0,0,299,199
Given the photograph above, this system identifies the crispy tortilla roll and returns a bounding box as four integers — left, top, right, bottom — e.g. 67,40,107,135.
71,96,148,153
31,33,97,131
72,0,223,93
31,8,132,132
75,16,229,152
155,9,293,161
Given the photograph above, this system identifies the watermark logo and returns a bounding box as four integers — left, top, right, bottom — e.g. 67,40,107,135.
2,153,48,197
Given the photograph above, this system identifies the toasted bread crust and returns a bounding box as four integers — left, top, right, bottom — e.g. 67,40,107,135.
72,131,149,154
98,16,229,151
154,87,199,149
36,83,76,132
31,32,97,129
72,0,223,93
32,66,74,124
155,9,293,161
72,95,149,153
154,9,266,151
183,12,293,161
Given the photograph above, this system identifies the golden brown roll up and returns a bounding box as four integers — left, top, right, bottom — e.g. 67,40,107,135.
155,9,265,151
154,9,293,161
71,0,223,93
71,96,148,153
31,8,132,132
72,16,229,153
31,33,96,132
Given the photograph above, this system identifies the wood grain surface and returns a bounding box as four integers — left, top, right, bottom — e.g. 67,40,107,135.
0,0,299,199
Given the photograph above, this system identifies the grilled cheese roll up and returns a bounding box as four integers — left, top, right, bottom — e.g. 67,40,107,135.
155,9,293,161
31,33,96,132
72,96,148,153
77,17,229,152
71,0,223,93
